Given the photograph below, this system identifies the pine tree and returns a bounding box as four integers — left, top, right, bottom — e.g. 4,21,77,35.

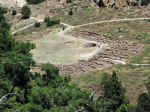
97,71,129,112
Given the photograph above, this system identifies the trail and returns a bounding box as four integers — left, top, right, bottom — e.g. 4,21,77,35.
12,17,150,35
12,17,150,66
74,17,150,28
12,23,34,35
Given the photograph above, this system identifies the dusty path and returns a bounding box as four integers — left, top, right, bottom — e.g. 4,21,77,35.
74,17,150,28
12,17,150,35
12,23,35,35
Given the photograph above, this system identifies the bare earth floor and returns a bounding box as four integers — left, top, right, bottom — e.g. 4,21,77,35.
31,30,102,65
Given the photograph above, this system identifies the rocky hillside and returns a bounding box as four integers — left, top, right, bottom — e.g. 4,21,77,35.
0,0,149,9
90,0,150,8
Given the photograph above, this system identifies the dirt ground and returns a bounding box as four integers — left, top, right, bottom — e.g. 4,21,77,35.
31,30,99,65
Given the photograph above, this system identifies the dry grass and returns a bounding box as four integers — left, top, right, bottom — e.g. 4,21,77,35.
70,18,150,104
72,64,150,104
71,20,150,64
57,6,150,25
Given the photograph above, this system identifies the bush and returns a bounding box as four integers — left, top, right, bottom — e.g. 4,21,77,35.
66,0,72,3
34,22,41,28
116,104,128,112
21,6,31,19
12,10,17,16
136,93,150,112
99,71,129,112
26,0,45,4
128,105,137,112
47,19,60,27
44,16,60,27
68,9,73,15
44,16,50,23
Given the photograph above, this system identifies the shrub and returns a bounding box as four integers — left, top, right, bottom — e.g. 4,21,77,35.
68,9,73,15
136,93,150,112
44,16,60,27
128,105,137,112
21,6,31,19
34,22,41,28
12,10,17,16
66,0,72,3
47,19,60,27
99,71,129,112
26,0,45,4
44,16,50,23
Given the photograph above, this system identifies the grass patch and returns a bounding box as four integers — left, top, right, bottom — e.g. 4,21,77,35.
129,45,150,64
56,7,150,25
14,22,61,38
72,64,150,104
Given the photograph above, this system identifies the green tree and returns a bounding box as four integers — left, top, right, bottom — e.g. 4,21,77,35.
116,104,129,112
21,6,31,19
0,7,10,31
66,0,72,3
136,77,150,112
0,6,131,112
44,16,60,27
97,72,129,112
34,22,41,27
0,6,35,110
12,10,17,16
27,0,45,4
68,8,73,15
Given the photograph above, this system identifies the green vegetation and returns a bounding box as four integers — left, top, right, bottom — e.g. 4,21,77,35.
98,71,129,112
56,7,150,25
1,0,150,110
73,64,150,105
26,0,45,4
14,23,60,39
68,8,73,15
34,22,41,28
12,10,17,16
66,0,73,3
21,5,31,19
0,6,93,112
2,6,150,111
136,78,150,112
44,16,60,27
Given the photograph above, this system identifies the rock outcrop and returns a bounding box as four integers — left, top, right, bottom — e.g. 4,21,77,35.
90,0,150,8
